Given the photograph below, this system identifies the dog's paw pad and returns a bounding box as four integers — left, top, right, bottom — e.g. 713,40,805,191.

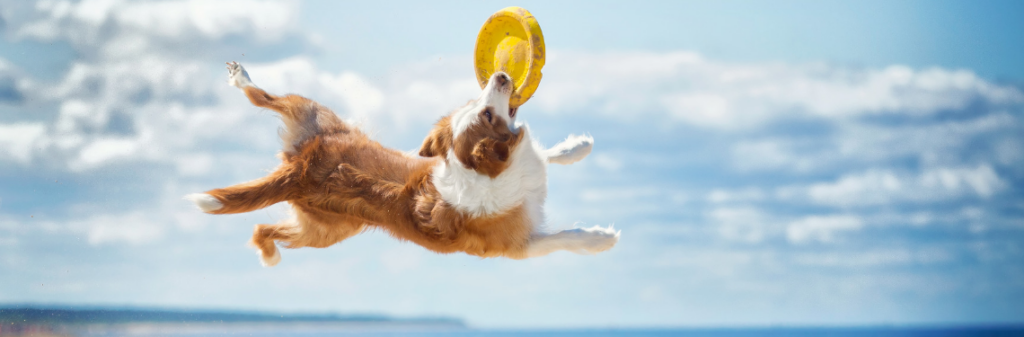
184,193,223,213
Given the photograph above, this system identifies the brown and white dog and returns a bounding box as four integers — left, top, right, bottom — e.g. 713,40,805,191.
186,62,619,266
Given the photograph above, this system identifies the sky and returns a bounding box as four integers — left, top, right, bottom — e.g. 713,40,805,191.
0,0,1023,329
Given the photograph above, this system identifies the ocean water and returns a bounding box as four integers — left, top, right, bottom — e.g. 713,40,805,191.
75,327,1024,337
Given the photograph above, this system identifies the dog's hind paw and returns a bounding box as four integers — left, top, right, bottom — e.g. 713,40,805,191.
226,61,255,89
259,247,281,267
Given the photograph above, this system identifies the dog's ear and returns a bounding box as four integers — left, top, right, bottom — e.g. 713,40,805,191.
469,139,506,178
467,130,522,178
418,116,453,157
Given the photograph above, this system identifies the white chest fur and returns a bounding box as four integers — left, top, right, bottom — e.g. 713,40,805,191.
432,126,548,228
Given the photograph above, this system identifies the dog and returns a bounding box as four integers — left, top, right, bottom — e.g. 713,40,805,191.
186,62,619,266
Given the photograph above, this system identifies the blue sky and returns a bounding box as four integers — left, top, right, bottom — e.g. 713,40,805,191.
1,0,1023,328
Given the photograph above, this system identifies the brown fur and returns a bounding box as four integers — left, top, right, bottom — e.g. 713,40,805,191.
204,86,532,262
417,114,453,158
453,107,524,178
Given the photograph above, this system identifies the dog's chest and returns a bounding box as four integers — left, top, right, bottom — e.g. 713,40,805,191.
432,141,548,220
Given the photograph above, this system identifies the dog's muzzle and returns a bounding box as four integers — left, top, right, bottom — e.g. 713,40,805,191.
491,72,513,93
494,72,510,86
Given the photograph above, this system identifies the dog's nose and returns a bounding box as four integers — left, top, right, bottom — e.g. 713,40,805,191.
494,72,511,87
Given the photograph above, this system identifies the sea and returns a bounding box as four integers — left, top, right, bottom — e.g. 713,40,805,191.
71,326,1024,337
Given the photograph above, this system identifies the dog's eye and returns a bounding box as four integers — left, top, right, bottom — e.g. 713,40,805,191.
484,109,493,123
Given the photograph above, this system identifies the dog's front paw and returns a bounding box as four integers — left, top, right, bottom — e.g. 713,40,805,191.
579,225,620,254
226,61,255,89
545,134,594,165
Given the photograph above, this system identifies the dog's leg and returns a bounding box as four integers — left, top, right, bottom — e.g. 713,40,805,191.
226,61,297,114
249,209,366,267
185,166,296,214
310,163,409,224
226,61,347,146
226,61,276,109
524,225,620,258
330,163,406,204
544,134,594,165
250,222,293,267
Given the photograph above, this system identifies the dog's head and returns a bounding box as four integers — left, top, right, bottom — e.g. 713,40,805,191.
419,72,524,178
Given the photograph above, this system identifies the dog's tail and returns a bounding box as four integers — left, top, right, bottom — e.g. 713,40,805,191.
185,166,297,214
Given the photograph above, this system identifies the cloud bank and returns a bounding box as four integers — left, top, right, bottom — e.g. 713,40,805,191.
0,0,1021,327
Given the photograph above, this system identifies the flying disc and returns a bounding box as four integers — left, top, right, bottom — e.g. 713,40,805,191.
474,6,546,108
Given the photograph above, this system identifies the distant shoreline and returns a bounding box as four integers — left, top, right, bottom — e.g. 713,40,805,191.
0,306,463,324
0,306,464,336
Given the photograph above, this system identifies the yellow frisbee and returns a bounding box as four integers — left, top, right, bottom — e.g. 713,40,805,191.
474,6,546,108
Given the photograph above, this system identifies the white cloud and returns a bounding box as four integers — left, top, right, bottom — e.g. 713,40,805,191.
0,57,258,170
707,187,766,204
0,0,319,172
919,165,1003,198
534,51,704,116
0,47,458,174
533,51,1024,130
243,57,385,121
25,210,167,246
836,113,1017,166
113,0,295,41
0,0,321,247
709,207,772,243
744,65,1021,117
0,58,29,103
786,215,862,244
732,112,1020,174
0,123,46,164
0,0,306,171
321,73,384,119
994,138,1023,167
71,137,139,170
792,248,951,267
805,170,903,206
8,0,299,57
791,165,1005,208
173,153,214,176
731,139,823,173
579,187,659,203
591,153,624,171
76,211,166,245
